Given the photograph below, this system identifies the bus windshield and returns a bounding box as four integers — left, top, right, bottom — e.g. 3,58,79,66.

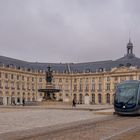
115,83,139,104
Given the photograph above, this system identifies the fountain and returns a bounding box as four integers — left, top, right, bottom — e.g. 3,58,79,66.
38,66,60,100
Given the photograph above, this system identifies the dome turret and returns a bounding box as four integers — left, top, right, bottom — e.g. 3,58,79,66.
127,39,133,55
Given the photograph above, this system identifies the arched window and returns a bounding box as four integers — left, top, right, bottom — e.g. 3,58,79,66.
98,94,102,104
106,93,110,104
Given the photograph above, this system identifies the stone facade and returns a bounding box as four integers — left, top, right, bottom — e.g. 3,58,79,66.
0,62,140,105
0,41,140,105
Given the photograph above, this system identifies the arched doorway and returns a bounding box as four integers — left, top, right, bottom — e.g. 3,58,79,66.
32,97,35,101
79,94,83,104
0,91,3,105
0,97,3,105
98,94,102,104
91,94,95,104
11,97,15,105
17,97,20,104
84,93,90,104
27,97,30,101
106,93,110,104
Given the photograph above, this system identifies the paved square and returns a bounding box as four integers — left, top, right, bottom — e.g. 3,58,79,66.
0,108,108,134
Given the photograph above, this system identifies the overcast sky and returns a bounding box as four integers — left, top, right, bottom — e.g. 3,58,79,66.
0,0,140,63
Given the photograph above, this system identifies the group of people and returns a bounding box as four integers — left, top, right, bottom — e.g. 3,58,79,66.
12,99,25,106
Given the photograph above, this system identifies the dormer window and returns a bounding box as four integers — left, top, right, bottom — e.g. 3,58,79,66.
85,68,90,73
119,64,124,67
99,68,104,72
126,63,131,67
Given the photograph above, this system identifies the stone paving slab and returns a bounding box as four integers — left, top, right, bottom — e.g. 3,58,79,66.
0,108,110,135
0,116,114,140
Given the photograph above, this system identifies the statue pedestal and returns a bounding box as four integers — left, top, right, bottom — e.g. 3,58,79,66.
38,67,60,101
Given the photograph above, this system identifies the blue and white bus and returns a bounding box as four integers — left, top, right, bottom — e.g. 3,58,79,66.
114,80,140,115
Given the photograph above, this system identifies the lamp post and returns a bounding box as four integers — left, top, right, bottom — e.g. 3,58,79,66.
70,74,73,105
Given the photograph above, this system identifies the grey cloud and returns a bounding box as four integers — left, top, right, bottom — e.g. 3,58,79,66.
0,0,140,63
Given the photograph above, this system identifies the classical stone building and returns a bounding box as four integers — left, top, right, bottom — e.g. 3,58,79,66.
0,40,140,105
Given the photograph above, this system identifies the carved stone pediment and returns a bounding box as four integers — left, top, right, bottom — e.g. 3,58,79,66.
111,66,137,73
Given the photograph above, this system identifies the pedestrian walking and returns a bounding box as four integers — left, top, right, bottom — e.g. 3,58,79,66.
72,98,76,107
22,99,25,106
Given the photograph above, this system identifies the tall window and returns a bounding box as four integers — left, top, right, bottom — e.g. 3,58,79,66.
59,78,62,83
74,78,77,83
79,94,83,104
80,78,82,83
11,74,14,79
27,77,30,81
114,77,118,81
92,78,95,83
98,83,102,92
79,84,82,91
74,85,77,91
85,85,89,91
17,75,20,80
5,73,8,79
114,83,117,90
32,84,35,91
32,77,34,82
107,77,110,82
65,84,69,91
130,75,133,80
22,76,24,81
5,81,8,89
65,78,68,83
106,83,110,91
17,82,20,90
22,83,25,90
0,80,2,88
91,84,95,91
99,77,102,82
39,78,42,82
11,82,15,89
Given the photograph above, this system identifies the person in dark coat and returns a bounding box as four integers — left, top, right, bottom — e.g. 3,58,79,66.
22,99,25,106
72,98,76,107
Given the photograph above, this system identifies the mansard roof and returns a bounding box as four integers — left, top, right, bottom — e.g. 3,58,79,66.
0,41,140,73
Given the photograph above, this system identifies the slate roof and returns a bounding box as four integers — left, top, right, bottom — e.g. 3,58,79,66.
0,42,140,73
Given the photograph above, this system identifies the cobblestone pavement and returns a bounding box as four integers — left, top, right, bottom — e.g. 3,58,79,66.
15,115,140,140
0,107,111,139
2,106,139,140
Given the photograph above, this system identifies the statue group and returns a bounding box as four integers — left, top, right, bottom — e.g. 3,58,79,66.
46,66,53,83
